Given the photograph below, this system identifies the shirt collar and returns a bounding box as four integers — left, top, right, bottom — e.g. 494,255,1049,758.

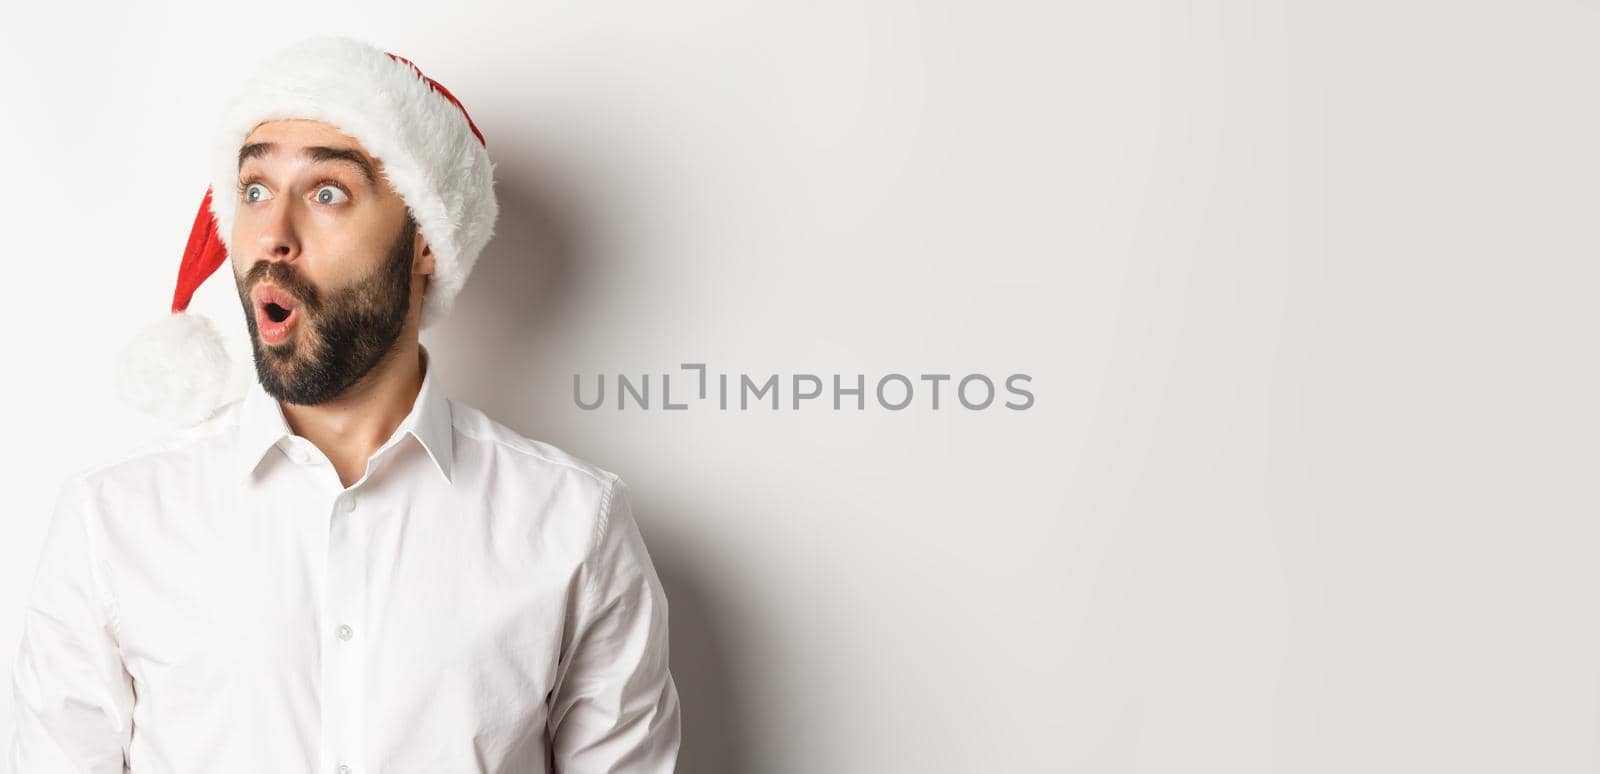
235,344,454,484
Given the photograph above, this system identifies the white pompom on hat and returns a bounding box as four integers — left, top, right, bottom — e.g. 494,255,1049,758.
117,35,499,426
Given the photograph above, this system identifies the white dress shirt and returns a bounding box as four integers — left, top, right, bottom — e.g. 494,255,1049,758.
9,345,681,773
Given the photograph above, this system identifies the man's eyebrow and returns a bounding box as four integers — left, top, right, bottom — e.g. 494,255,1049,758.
237,142,379,188
238,142,274,169
303,145,379,188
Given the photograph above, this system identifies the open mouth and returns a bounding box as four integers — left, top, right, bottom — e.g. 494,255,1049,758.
251,283,302,344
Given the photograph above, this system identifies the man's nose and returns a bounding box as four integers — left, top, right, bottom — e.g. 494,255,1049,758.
255,198,301,263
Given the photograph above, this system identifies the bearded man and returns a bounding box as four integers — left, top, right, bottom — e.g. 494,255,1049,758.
9,35,681,774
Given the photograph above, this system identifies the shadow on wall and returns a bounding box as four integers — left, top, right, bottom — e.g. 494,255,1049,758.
653,526,752,773
436,158,752,772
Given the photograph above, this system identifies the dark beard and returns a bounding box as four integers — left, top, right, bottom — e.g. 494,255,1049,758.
235,213,417,406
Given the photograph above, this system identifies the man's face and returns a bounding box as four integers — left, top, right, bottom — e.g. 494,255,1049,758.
230,119,433,405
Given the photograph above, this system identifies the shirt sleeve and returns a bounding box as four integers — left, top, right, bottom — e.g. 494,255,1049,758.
547,476,682,772
8,475,136,772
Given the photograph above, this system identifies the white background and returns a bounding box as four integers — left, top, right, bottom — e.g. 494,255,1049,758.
3,1,1598,772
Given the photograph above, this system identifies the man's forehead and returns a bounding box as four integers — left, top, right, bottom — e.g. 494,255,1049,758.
238,120,382,186
241,121,378,163
244,118,362,147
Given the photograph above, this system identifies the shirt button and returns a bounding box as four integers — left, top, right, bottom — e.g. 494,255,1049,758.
338,765,351,774
340,496,357,513
337,624,354,641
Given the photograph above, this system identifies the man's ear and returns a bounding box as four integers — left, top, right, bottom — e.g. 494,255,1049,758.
414,231,435,276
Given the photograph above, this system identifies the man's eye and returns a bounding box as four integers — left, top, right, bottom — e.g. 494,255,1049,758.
241,182,272,204
314,184,350,206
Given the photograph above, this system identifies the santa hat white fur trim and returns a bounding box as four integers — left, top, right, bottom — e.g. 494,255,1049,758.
208,35,499,331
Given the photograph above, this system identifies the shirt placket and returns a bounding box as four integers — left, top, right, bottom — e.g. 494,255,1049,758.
321,486,370,774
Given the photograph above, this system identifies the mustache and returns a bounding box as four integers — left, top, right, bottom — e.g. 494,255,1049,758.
244,260,322,313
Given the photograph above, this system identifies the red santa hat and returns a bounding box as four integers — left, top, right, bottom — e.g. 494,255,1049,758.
117,35,498,426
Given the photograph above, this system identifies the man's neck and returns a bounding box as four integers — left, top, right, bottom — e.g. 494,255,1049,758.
279,340,426,488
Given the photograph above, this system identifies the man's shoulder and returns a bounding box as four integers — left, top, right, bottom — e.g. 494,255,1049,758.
446,398,621,491
66,398,244,492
